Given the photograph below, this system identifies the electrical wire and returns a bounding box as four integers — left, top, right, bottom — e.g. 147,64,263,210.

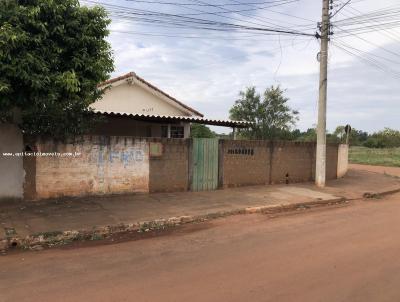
331,41,400,79
81,0,316,37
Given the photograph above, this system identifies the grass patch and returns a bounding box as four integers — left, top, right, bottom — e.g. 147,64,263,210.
349,146,400,167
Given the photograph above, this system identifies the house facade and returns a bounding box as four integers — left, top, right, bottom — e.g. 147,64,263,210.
0,72,252,200
91,72,204,138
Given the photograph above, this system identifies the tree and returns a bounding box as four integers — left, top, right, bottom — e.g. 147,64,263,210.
297,128,317,142
190,124,216,138
363,137,385,148
364,128,400,148
291,127,339,143
0,0,114,137
229,86,299,140
333,126,368,145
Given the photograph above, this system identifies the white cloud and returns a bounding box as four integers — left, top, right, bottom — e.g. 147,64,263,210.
89,0,400,133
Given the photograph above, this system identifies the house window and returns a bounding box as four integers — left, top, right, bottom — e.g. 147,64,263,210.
170,126,184,138
161,126,168,138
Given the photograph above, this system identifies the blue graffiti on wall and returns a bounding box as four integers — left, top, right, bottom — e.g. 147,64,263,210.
108,148,145,167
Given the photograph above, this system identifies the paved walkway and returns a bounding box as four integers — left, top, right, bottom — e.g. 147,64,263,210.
1,166,399,250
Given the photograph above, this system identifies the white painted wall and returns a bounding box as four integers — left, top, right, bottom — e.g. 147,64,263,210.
0,124,24,200
337,144,349,178
93,81,191,116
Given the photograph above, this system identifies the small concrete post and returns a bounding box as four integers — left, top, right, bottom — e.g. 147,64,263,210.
345,124,351,145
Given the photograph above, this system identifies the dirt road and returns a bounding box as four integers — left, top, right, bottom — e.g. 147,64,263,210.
2,193,400,302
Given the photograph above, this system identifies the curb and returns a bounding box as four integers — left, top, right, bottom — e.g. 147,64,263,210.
1,197,347,253
363,188,400,199
3,185,400,253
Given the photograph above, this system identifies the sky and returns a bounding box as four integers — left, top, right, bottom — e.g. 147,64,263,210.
82,0,400,134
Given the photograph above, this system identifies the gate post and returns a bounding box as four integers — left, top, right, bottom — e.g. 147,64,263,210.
187,138,193,191
218,139,224,189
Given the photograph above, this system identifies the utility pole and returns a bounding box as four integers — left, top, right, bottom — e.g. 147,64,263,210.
315,0,331,187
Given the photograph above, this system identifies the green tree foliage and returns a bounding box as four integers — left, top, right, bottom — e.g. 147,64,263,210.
229,86,299,140
0,0,114,137
326,126,400,148
291,127,339,143
364,128,400,148
333,126,368,145
296,128,316,142
190,123,216,138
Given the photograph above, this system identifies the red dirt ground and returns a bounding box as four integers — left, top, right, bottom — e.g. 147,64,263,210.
350,163,400,177
2,191,400,302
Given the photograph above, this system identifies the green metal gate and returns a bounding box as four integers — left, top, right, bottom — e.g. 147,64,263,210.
191,138,219,191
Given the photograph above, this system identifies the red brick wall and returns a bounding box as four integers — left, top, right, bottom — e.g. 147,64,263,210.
220,140,271,187
220,140,339,187
23,136,340,199
270,141,316,184
326,143,339,180
148,138,189,192
27,136,149,199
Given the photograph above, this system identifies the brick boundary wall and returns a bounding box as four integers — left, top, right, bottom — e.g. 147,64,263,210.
147,138,189,193
220,140,339,188
326,143,339,180
22,136,343,200
24,136,149,200
219,140,272,187
270,141,316,184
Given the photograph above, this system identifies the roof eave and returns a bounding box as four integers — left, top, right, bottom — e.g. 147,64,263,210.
93,110,251,128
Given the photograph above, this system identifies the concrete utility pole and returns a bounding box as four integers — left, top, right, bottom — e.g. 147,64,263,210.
315,0,330,187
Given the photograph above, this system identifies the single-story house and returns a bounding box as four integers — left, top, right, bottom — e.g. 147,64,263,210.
0,71,251,200
0,71,348,201
91,72,249,138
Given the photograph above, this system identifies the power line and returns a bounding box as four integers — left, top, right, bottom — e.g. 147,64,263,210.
149,0,300,16
330,0,351,19
99,0,299,32
331,41,400,79
333,3,400,42
109,29,312,40
224,0,315,28
124,0,294,7
332,4,400,27
182,0,307,34
334,39,400,66
82,0,316,37
333,24,400,59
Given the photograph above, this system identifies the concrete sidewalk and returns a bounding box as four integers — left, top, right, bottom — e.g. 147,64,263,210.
1,166,400,251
